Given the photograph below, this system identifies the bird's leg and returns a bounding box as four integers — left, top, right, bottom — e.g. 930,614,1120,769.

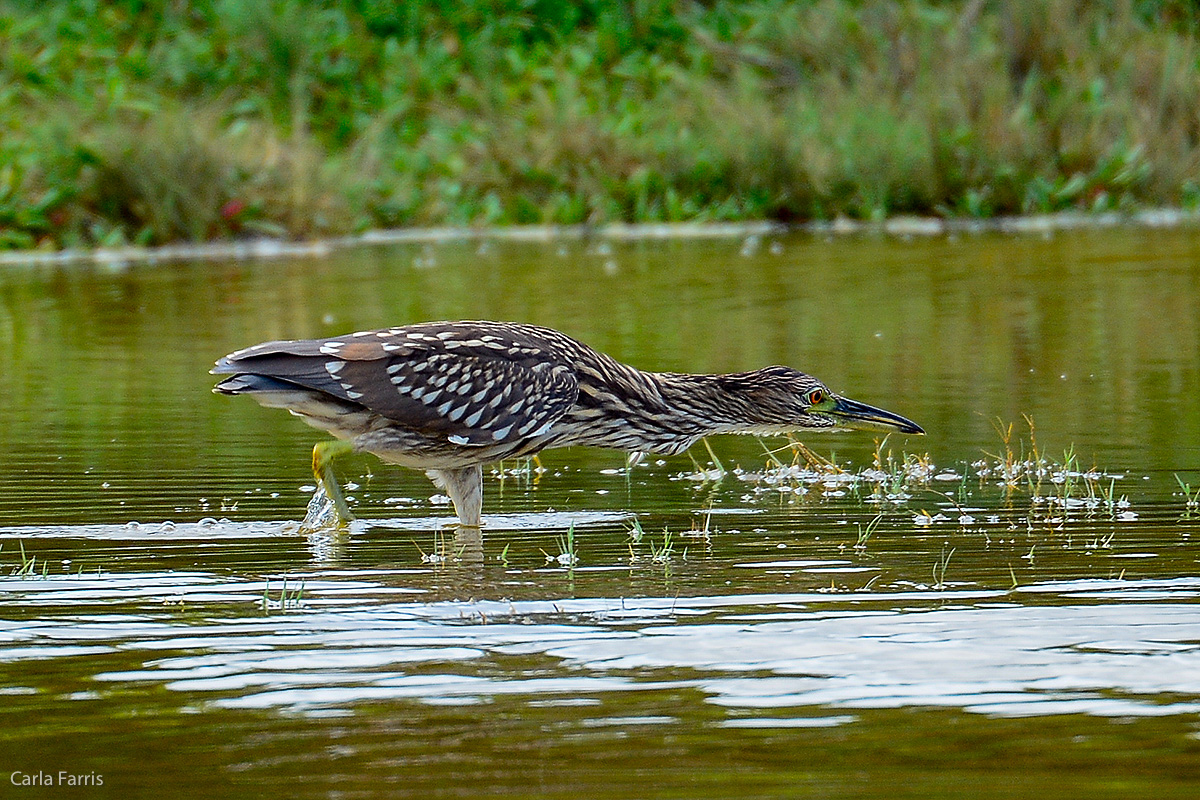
312,440,356,526
426,465,484,527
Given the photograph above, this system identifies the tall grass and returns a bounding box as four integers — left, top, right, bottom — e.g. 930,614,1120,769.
2,0,1199,247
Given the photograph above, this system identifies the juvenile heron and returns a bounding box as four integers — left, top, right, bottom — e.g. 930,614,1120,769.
212,320,923,527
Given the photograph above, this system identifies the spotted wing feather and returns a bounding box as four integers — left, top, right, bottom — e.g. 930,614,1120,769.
214,328,579,446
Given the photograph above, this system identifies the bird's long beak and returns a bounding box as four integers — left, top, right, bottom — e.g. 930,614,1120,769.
827,396,925,434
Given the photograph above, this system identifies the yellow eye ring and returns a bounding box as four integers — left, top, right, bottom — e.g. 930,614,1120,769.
806,389,825,405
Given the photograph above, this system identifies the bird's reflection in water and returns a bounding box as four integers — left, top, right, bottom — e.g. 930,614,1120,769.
304,526,344,564
409,525,489,593
302,515,485,576
447,525,484,566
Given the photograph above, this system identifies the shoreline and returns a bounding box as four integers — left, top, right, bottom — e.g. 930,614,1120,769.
2,207,1197,268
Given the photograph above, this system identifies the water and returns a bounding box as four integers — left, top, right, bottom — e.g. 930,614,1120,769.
2,228,1200,797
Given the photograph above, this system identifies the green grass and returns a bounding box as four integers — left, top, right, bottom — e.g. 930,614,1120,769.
3,0,1200,248
1175,474,1200,511
933,545,955,590
854,513,884,551
261,575,305,614
543,522,578,567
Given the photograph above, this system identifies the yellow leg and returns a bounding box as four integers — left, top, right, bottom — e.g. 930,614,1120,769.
312,440,356,526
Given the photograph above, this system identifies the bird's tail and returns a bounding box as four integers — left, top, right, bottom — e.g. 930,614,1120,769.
212,373,299,395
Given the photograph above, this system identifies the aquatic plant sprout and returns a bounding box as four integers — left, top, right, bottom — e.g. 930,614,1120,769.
676,421,1160,535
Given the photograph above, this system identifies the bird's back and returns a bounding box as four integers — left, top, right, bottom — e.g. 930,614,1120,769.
213,320,676,467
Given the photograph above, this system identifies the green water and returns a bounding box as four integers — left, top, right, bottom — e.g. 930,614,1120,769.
2,228,1200,798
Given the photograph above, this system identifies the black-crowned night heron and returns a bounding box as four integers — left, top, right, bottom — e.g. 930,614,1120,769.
212,320,923,527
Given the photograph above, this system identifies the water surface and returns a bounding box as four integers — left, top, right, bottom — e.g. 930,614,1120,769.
2,228,1200,797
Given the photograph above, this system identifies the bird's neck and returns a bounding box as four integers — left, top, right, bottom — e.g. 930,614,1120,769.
651,371,773,437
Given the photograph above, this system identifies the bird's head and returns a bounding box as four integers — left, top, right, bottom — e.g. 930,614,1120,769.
721,366,925,435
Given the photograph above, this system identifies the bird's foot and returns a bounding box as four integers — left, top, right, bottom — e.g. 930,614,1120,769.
308,439,356,529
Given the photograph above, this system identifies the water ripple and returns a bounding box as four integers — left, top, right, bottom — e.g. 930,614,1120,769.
3,573,1199,720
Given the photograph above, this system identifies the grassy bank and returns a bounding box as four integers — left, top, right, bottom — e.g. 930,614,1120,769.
2,0,1199,249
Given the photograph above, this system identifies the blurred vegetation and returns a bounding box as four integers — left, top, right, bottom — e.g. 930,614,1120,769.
2,0,1200,248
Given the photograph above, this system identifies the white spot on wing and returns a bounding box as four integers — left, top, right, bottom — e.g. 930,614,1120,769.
448,434,469,445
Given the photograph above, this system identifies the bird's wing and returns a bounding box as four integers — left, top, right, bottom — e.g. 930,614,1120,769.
213,330,579,446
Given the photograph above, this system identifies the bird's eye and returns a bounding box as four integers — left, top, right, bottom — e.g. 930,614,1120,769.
806,389,825,406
